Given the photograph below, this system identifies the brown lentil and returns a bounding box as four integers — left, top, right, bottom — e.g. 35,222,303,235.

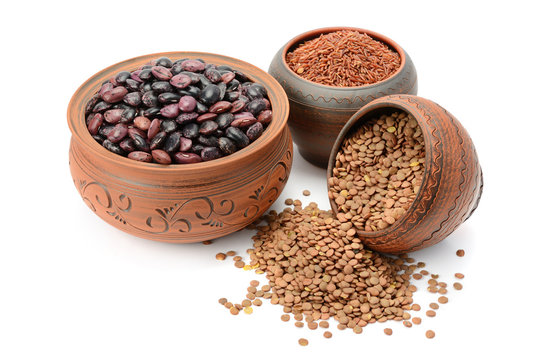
253,299,263,307
250,280,260,287
429,303,439,310
456,249,465,257
202,240,212,245
230,307,239,315
426,330,435,339
453,282,463,290
455,273,465,279
329,111,425,232
411,304,421,311
226,251,236,257
295,321,304,328
323,331,333,339
218,298,227,305
426,310,436,317
234,260,245,268
308,322,318,330
215,253,226,261
403,321,412,328
412,317,422,325
281,314,290,322
298,338,309,346
384,328,393,335
438,296,448,304
319,321,329,329
233,255,242,262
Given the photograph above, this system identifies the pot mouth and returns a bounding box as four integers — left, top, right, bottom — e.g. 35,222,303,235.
326,98,430,240
281,26,407,91
67,51,289,173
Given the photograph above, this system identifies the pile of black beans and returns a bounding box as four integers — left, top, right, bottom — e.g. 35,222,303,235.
85,56,273,164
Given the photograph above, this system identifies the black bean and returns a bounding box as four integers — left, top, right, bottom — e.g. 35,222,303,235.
191,143,204,154
246,83,267,100
92,134,105,144
125,78,140,91
246,98,268,116
120,138,136,152
204,68,222,83
216,113,234,129
217,83,227,100
197,135,219,147
200,84,220,105
150,131,167,150
132,133,150,152
195,101,208,113
155,56,173,68
161,119,178,133
199,120,218,135
178,85,201,98
218,137,237,155
152,81,174,93
227,79,240,91
141,64,153,70
128,127,147,140
141,107,160,117
85,94,99,114
115,71,131,84
183,123,199,139
246,122,264,141
233,70,249,82
120,107,136,123
139,68,153,80
217,65,233,72
224,91,240,102
198,75,212,88
170,62,183,75
123,92,142,106
158,92,181,104
201,147,221,161
230,99,246,113
226,127,250,148
140,82,153,93
215,129,224,137
176,112,199,125
99,125,114,138
93,101,112,113
142,91,159,107
103,139,124,155
130,70,143,83
163,131,182,153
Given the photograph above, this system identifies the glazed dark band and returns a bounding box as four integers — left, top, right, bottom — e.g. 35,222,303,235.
85,56,273,164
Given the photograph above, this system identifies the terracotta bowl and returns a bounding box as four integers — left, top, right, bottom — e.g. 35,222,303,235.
327,95,483,254
269,26,418,168
67,51,293,243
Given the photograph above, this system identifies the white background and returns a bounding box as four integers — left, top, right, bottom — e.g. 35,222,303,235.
1,1,537,359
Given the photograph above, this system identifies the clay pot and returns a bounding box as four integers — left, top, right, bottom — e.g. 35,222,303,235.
327,95,483,254
68,52,293,243
269,27,418,168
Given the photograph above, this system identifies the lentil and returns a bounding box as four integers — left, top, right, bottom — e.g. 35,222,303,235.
453,282,463,290
323,331,333,338
426,330,435,339
298,338,309,346
456,249,465,257
215,253,226,260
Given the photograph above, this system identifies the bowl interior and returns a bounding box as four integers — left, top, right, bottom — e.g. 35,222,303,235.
67,51,289,173
281,26,407,90
327,103,429,238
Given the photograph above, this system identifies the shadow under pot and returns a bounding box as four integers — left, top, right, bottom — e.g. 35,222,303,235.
269,26,418,168
327,95,483,254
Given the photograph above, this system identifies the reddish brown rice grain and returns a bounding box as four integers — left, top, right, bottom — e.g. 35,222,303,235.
286,30,401,87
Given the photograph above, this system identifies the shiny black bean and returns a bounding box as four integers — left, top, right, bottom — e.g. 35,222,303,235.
123,92,142,107
246,122,264,141
93,101,112,113
197,135,219,147
217,83,226,100
163,131,182,153
233,70,249,82
85,94,99,114
201,147,221,161
128,127,147,140
150,131,167,150
125,79,140,91
227,79,240,91
138,68,153,80
92,134,105,144
200,84,220,105
178,85,201,98
195,101,208,113
132,133,150,152
217,65,233,72
120,138,136,152
120,107,136,123
198,75,212,88
199,120,218,135
218,137,237,155
182,123,199,139
246,83,267,100
141,65,153,70
204,68,222,83
215,129,224,138
142,91,159,107
155,56,173,68
176,112,199,125
151,81,173,93
158,92,181,104
216,113,234,129
141,107,160,117
140,82,153,93
246,98,268,116
115,71,131,84
224,91,240,102
112,102,131,110
226,127,250,148
191,144,204,154
103,139,124,155
161,119,178,133
171,62,183,75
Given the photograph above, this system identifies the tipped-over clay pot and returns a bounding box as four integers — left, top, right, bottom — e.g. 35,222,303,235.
68,51,293,243
269,26,418,168
327,95,483,254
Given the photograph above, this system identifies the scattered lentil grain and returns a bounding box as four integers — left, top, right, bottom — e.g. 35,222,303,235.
426,310,436,317
426,330,435,339
324,331,333,339
384,328,393,335
456,249,465,257
298,338,309,346
215,253,226,261
438,296,448,304
455,273,465,279
453,282,463,290
303,190,311,196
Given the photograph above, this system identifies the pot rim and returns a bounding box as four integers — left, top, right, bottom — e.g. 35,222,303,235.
326,95,431,240
67,51,290,173
280,26,407,91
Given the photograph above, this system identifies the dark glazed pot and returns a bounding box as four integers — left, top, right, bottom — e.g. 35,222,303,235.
327,95,483,254
68,52,293,243
269,27,418,167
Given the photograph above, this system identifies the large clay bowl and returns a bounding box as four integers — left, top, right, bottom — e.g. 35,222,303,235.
68,51,293,243
327,95,483,254
269,26,418,168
